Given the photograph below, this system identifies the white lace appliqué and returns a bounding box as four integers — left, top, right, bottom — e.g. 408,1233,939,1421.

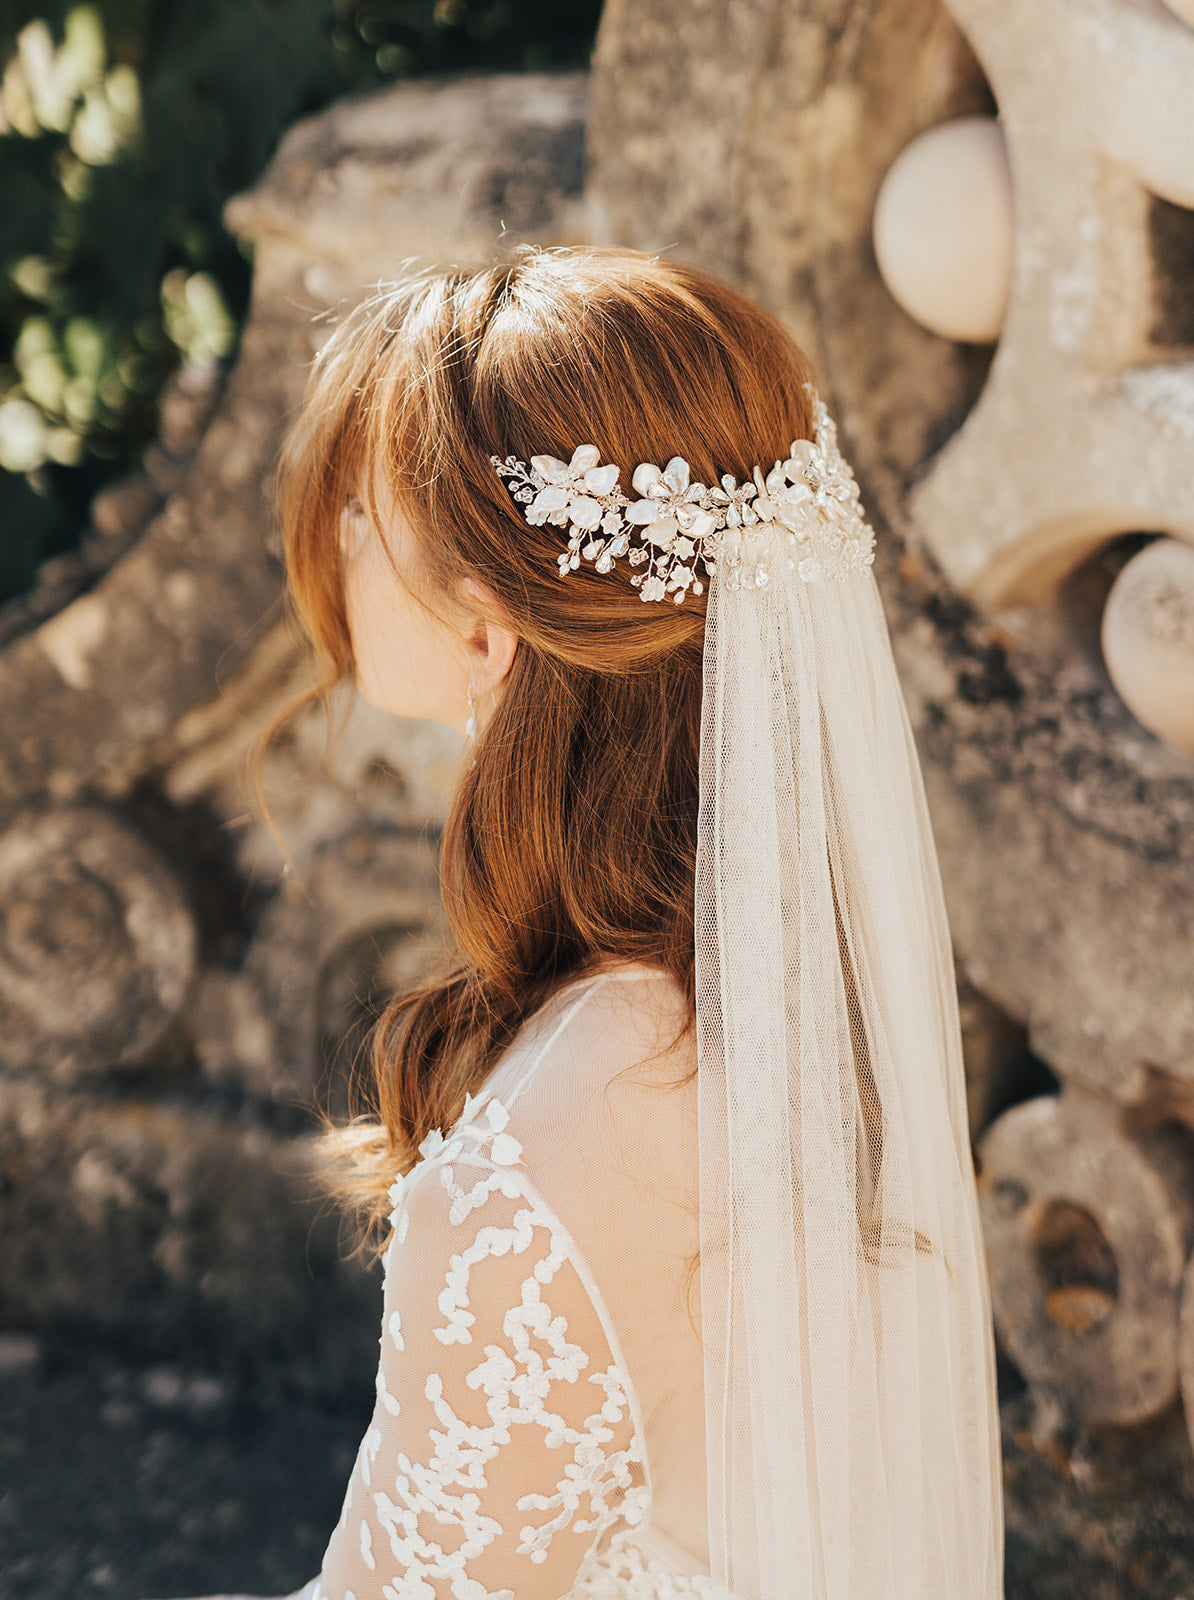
572,1529,722,1598
318,1091,658,1600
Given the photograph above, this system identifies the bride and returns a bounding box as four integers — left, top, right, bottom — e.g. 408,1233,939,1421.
172,247,1004,1599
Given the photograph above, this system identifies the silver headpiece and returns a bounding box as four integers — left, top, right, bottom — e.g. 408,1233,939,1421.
491,393,875,600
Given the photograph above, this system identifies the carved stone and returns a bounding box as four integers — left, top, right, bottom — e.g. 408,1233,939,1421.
192,822,442,1104
225,71,590,316
909,0,1194,607
1100,536,1194,754
978,1088,1193,1427
0,805,197,1083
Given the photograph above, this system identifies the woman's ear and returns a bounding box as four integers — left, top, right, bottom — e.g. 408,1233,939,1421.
459,576,518,698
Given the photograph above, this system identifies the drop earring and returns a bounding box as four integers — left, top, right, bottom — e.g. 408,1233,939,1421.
465,676,477,741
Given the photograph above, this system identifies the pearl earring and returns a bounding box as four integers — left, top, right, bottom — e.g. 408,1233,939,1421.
465,677,477,740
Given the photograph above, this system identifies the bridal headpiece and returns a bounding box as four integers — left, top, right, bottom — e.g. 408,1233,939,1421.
491,391,875,600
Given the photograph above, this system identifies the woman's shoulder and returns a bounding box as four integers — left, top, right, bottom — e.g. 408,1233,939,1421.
470,961,698,1214
528,957,692,1054
491,959,695,1105
389,959,698,1259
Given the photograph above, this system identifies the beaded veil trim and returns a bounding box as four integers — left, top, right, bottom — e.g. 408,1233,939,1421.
490,391,875,602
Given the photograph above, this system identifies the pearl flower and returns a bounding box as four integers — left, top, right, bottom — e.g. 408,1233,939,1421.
625,458,718,548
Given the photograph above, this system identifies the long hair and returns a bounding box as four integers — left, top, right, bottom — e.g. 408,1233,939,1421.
275,248,815,1226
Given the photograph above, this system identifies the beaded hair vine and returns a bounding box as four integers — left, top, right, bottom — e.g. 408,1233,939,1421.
490,391,875,603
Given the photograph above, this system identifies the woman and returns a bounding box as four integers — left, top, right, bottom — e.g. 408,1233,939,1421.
191,248,1004,1599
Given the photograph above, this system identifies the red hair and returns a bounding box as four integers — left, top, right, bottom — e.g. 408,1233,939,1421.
275,248,815,1223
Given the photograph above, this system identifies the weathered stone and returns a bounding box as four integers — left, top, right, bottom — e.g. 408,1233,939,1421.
226,71,590,310
1178,1251,1194,1459
1100,536,1194,755
0,1078,378,1398
978,1088,1194,1428
909,0,1194,606
160,628,461,882
192,821,443,1103
86,472,163,543
0,361,212,657
0,323,284,799
871,115,1014,344
154,358,224,459
955,967,1036,1142
0,805,197,1083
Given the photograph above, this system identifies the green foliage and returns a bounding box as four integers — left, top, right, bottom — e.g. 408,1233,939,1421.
0,0,603,602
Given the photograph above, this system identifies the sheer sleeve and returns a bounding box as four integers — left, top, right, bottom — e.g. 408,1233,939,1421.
311,1107,651,1600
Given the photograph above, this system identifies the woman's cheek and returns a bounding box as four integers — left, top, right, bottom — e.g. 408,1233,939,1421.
344,544,456,721
344,544,398,708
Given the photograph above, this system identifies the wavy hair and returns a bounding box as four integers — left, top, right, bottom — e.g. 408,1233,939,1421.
275,247,815,1225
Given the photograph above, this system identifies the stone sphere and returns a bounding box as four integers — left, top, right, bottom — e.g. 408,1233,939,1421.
872,116,1014,344
1101,536,1194,755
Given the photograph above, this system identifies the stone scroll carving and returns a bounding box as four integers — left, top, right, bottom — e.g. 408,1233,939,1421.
909,0,1194,609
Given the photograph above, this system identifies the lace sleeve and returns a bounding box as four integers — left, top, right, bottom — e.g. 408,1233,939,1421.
311,1130,650,1600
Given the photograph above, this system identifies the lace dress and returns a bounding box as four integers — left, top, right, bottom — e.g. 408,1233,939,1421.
173,964,718,1600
